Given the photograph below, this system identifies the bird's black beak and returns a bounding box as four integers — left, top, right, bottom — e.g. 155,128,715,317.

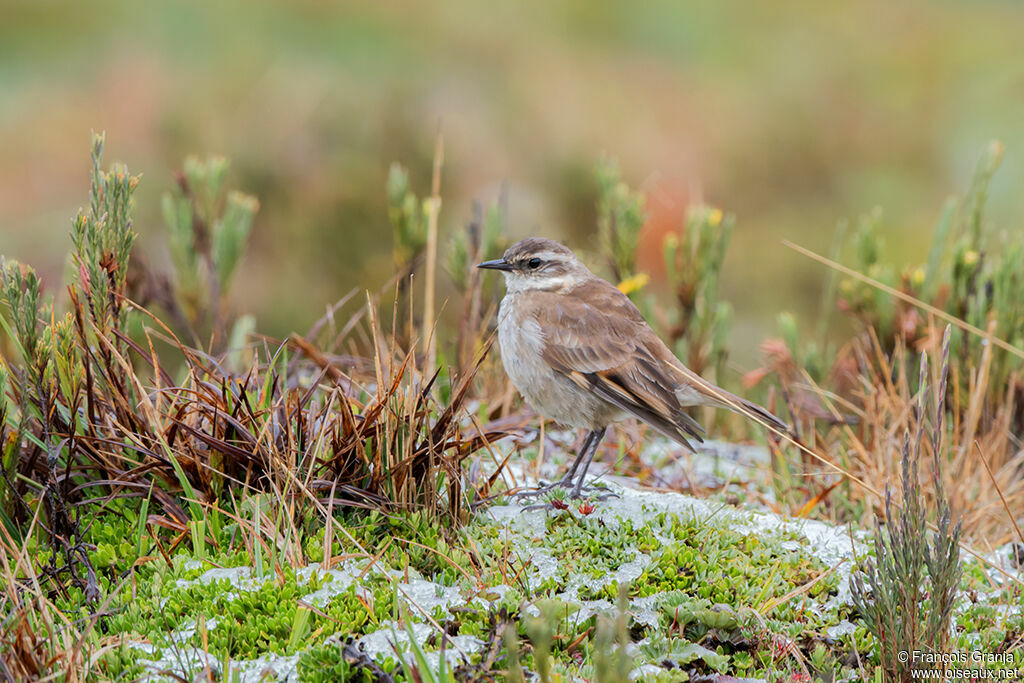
476,259,514,272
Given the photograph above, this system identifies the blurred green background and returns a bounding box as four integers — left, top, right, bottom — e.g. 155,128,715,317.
2,0,1023,367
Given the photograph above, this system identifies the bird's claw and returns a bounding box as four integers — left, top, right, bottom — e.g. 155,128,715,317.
569,481,619,500
510,480,620,511
508,478,574,501
520,501,558,512
580,488,620,502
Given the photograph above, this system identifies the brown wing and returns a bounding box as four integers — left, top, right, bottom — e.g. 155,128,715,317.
642,325,789,432
529,280,706,451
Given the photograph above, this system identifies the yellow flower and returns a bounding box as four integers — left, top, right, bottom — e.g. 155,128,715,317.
617,272,650,295
989,140,1005,165
708,208,723,227
963,250,979,266
911,267,926,285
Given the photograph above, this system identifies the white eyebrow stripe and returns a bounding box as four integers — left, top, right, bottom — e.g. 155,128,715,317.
532,251,570,261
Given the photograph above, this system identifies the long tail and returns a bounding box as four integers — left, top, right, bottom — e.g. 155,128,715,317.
665,357,788,436
677,372,789,435
708,386,789,434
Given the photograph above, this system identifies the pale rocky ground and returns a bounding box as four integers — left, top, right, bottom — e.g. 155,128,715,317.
133,435,1023,681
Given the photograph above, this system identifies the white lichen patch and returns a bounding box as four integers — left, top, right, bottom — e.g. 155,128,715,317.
983,543,1024,588
395,577,467,620
358,621,483,670
137,645,220,681
140,649,301,683
630,594,664,629
230,653,301,683
641,438,773,490
296,562,367,607
175,565,255,592
827,619,858,639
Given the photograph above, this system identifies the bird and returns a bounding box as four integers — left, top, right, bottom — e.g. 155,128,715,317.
477,237,787,498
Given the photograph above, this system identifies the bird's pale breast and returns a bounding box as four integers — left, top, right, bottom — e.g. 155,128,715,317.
497,293,622,430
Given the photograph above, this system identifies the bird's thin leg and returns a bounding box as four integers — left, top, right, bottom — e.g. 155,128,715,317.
557,430,597,485
570,427,606,498
510,431,596,500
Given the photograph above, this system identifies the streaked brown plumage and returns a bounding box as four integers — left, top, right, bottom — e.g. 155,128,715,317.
479,237,787,497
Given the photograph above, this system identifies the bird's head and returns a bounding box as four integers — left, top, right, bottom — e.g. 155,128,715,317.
477,237,590,293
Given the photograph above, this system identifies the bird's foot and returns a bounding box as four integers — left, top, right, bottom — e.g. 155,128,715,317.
509,478,619,510
508,477,574,501
569,481,620,501
519,488,619,513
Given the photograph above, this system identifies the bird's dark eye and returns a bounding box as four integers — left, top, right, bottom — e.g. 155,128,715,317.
527,257,542,269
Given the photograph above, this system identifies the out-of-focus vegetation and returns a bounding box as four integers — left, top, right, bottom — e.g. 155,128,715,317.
3,2,1024,679
0,134,513,678
2,128,1023,680
4,0,1024,367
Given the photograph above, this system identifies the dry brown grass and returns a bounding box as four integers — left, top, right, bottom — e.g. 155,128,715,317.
758,316,1024,547
0,280,514,678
